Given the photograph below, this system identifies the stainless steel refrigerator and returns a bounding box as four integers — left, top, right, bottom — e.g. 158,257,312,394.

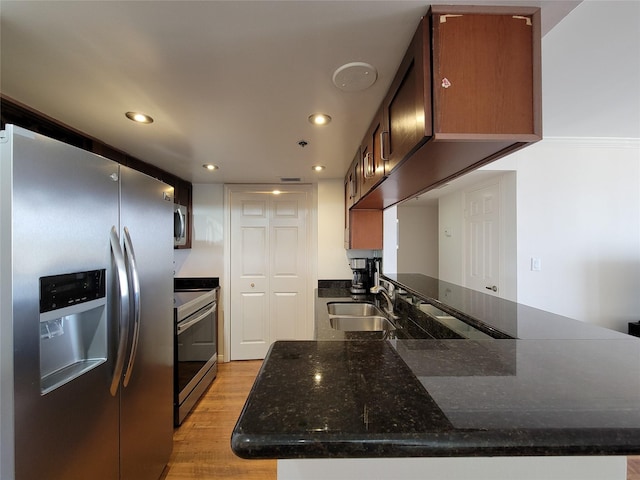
0,125,174,480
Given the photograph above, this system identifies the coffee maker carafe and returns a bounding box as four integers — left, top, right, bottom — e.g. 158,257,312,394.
349,258,369,294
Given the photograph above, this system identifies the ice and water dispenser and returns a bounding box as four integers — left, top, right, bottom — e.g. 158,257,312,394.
39,269,108,394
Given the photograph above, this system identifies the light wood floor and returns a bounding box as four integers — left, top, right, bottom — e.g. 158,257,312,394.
630,456,640,480
161,360,640,480
160,360,276,480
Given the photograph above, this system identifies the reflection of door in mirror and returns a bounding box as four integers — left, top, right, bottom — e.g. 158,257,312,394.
388,171,517,301
464,181,501,296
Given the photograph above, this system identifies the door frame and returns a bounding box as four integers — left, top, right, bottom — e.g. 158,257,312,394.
222,184,318,363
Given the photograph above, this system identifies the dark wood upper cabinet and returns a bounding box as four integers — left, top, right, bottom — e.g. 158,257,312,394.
345,148,361,210
346,209,383,250
382,18,432,175
354,6,541,210
360,106,386,196
432,10,538,138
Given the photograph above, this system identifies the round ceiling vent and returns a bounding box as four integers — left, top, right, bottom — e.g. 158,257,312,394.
332,62,378,92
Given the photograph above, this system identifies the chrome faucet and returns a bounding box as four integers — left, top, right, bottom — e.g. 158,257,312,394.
370,285,398,319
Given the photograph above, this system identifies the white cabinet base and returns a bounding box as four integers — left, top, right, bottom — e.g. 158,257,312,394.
278,456,627,480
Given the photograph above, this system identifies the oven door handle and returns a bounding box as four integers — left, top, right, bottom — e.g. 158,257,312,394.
177,303,216,334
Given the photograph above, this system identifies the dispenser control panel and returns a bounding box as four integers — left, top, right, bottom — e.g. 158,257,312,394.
40,269,106,313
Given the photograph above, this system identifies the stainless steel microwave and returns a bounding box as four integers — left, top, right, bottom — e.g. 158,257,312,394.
174,204,188,247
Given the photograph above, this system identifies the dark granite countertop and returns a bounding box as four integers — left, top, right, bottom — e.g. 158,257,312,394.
383,273,629,340
231,278,640,459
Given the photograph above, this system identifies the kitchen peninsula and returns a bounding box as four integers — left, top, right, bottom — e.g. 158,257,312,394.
232,276,640,480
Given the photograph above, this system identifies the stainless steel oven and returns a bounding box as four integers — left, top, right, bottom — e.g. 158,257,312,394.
174,278,219,426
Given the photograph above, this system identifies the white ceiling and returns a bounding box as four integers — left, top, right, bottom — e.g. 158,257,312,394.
1,0,581,184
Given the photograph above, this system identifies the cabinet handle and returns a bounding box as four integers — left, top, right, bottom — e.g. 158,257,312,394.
363,152,375,178
485,285,498,292
380,131,389,162
350,168,358,197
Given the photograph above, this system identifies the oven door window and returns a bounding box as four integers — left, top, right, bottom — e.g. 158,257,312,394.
176,305,216,396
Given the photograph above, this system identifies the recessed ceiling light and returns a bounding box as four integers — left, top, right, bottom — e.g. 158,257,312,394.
312,165,325,172
308,113,331,126
125,111,154,124
202,164,219,171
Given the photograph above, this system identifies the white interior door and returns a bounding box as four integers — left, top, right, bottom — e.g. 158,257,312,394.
230,187,310,360
270,196,308,341
464,181,501,295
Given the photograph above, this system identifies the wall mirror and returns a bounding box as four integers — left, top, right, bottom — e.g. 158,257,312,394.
382,138,639,334
385,165,517,301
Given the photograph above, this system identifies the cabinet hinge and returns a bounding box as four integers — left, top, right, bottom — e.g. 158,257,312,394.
512,15,532,26
440,14,463,23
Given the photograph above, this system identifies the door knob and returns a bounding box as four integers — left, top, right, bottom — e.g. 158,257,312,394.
485,285,498,292
250,283,255,288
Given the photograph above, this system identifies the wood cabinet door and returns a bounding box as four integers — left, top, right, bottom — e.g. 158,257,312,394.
360,107,385,196
344,172,351,248
344,149,361,248
349,209,383,250
432,12,536,137
382,17,432,175
349,148,361,207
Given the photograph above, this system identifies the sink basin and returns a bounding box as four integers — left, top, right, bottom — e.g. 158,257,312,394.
329,316,396,332
327,302,385,317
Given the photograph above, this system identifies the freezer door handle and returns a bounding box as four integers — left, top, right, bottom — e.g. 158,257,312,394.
122,227,141,388
109,226,130,396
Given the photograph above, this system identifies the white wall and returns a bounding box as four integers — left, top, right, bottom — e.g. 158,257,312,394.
382,206,398,274
173,184,225,278
508,138,640,332
397,204,438,277
438,191,465,284
317,179,352,280
541,1,640,138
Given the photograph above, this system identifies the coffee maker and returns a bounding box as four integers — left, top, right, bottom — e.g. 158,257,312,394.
349,258,377,295
349,258,368,294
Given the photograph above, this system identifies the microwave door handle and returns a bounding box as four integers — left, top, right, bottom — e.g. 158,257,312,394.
175,208,185,240
109,226,130,396
179,209,185,238
122,227,141,388
177,304,216,334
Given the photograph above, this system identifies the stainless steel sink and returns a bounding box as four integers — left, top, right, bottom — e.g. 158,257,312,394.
329,315,396,332
326,302,385,317
326,302,394,332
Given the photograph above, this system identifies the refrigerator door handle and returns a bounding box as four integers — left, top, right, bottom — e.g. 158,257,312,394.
110,226,130,396
122,227,141,387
